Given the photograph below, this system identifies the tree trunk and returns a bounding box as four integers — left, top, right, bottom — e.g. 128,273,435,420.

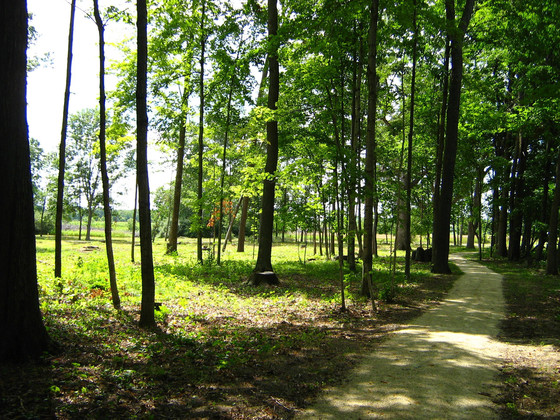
362,0,380,306
197,0,207,264
167,116,187,255
93,0,120,309
250,0,280,285
237,196,250,252
0,0,51,361
432,34,450,264
54,0,76,278
546,145,560,275
223,196,242,252
404,0,418,280
508,132,527,261
131,182,137,262
432,0,475,274
137,0,156,328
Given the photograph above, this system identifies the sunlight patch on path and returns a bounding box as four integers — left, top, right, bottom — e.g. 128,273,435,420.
296,254,507,419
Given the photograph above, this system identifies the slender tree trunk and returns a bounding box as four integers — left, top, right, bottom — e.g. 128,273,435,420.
167,116,187,255
131,182,137,262
93,0,120,309
432,0,475,273
237,196,249,252
86,205,93,241
250,0,280,285
508,132,527,261
137,0,156,328
0,0,51,361
223,196,242,253
362,0,380,307
546,145,560,275
197,0,207,264
404,0,418,279
54,0,76,279
535,139,552,260
217,57,238,265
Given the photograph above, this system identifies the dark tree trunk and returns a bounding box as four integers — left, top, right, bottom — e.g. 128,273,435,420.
131,182,137,262
432,37,450,263
432,0,475,274
55,0,76,278
508,133,527,261
546,145,560,275
535,139,552,260
167,115,187,255
0,0,51,361
94,0,120,309
362,0,380,304
404,0,418,280
250,0,280,285
137,0,156,328
237,196,250,252
197,0,207,264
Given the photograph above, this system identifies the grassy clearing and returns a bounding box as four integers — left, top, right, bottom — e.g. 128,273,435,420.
470,253,560,419
2,236,457,419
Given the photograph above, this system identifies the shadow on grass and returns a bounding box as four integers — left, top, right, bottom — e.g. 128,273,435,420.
1,303,387,419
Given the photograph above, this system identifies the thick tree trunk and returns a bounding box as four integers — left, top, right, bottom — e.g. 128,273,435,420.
0,0,51,360
55,0,76,279
432,37,450,264
546,146,560,275
137,0,156,328
250,0,280,285
432,0,475,274
94,0,120,309
362,0,380,304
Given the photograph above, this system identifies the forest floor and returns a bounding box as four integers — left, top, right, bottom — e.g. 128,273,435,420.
0,241,559,419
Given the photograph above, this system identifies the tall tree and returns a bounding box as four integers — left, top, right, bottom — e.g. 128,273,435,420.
0,0,51,361
431,0,475,274
196,0,207,264
546,145,560,275
362,0,380,304
404,0,418,280
93,0,120,309
137,0,156,328
54,0,76,278
249,0,280,285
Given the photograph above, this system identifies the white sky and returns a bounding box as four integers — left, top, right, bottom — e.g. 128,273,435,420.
27,0,170,209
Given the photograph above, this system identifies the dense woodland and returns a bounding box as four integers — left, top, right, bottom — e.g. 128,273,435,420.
2,0,560,386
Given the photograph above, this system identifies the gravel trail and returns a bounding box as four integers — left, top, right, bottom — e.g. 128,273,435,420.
297,254,507,419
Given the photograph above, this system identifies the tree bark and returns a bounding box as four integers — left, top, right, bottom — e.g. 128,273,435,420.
546,145,560,275
54,0,76,278
93,0,120,309
431,0,475,274
0,0,51,361
362,0,380,305
137,0,156,328
197,0,207,264
167,114,187,255
250,0,280,285
405,0,418,280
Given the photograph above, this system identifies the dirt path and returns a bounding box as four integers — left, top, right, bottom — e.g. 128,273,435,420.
297,254,507,419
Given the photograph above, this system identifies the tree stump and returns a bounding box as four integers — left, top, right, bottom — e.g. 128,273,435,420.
248,271,280,286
